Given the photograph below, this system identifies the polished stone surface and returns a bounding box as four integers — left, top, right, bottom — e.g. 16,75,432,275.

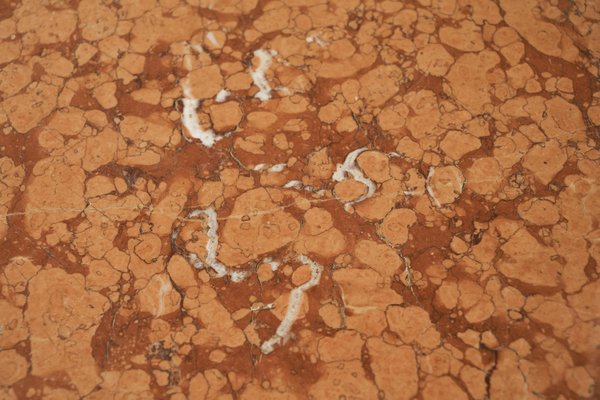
0,0,599,398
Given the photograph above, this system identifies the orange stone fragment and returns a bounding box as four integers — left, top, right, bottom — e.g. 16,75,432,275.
378,208,417,246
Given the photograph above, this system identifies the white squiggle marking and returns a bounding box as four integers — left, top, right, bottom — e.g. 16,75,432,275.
282,180,326,196
332,147,376,209
180,41,223,148
178,208,325,354
260,255,323,354
187,208,249,282
267,163,286,172
191,43,204,53
283,180,303,189
250,49,277,101
229,270,248,283
156,276,171,317
251,302,274,312
426,167,441,207
262,257,281,271
306,35,327,47
252,163,286,173
181,83,220,148
425,166,465,208
206,31,219,47
202,207,229,277
215,88,230,103
188,252,203,269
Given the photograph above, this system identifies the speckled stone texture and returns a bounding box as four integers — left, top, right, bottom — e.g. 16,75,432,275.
0,0,599,399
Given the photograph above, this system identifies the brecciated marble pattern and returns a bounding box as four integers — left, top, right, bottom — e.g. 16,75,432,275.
0,0,599,399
